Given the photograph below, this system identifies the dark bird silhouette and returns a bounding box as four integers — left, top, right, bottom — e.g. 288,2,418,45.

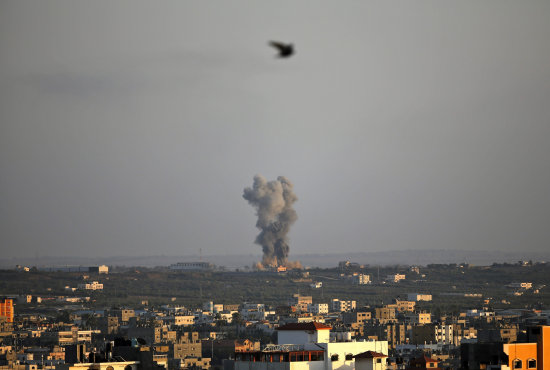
269,41,294,58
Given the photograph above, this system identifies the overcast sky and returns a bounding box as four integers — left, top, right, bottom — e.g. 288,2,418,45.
2,1,550,260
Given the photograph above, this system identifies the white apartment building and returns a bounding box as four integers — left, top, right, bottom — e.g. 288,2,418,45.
234,322,388,370
331,299,357,312
308,303,329,315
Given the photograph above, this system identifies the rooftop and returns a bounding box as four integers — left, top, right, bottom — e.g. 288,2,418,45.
277,322,332,331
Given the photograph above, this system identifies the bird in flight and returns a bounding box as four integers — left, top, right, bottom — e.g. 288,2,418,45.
269,41,294,58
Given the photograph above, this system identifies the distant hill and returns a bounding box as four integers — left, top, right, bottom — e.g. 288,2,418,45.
1,249,548,269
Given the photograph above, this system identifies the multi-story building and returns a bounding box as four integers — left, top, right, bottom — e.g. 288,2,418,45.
434,324,454,345
0,298,14,323
113,309,135,323
331,299,356,312
374,308,396,324
411,324,454,345
478,324,518,344
99,316,119,335
393,300,416,313
405,312,431,325
453,325,477,345
173,339,202,359
308,304,329,315
461,326,549,370
41,328,96,346
290,294,313,312
343,311,372,326
385,323,408,350
352,274,371,285
234,322,388,370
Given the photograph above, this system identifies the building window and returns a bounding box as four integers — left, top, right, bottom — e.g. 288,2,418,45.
513,359,522,369
528,359,536,369
345,354,353,361
331,354,339,361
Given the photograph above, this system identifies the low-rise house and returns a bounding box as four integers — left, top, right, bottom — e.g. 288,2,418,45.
77,281,103,291
406,293,432,302
386,274,405,283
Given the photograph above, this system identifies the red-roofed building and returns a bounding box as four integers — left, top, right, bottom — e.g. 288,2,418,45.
277,322,332,345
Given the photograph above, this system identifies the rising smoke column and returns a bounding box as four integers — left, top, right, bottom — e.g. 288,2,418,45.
243,175,298,267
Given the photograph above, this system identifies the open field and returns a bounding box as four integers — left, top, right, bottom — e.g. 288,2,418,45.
2,263,549,314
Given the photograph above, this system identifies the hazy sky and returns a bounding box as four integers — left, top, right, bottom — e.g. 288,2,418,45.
2,1,550,260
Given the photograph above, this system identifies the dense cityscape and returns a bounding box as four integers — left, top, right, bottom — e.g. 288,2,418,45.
1,259,549,369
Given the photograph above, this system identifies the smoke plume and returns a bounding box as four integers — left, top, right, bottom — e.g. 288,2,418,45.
243,175,298,267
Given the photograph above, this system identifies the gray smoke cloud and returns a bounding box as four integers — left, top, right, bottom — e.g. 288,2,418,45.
243,175,298,267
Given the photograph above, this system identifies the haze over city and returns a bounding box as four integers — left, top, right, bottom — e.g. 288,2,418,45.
2,1,550,263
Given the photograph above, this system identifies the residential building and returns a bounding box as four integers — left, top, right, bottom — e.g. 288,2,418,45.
77,281,103,291
173,339,202,359
343,311,372,326
88,265,109,274
507,282,533,290
393,300,416,313
374,308,396,324
0,298,14,323
386,274,405,283
405,312,431,325
41,328,96,345
352,274,371,285
331,299,357,312
308,304,329,315
460,326,549,370
354,351,388,370
234,322,388,370
406,293,432,302
405,356,441,370
290,294,313,312
113,309,135,323
173,315,195,326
